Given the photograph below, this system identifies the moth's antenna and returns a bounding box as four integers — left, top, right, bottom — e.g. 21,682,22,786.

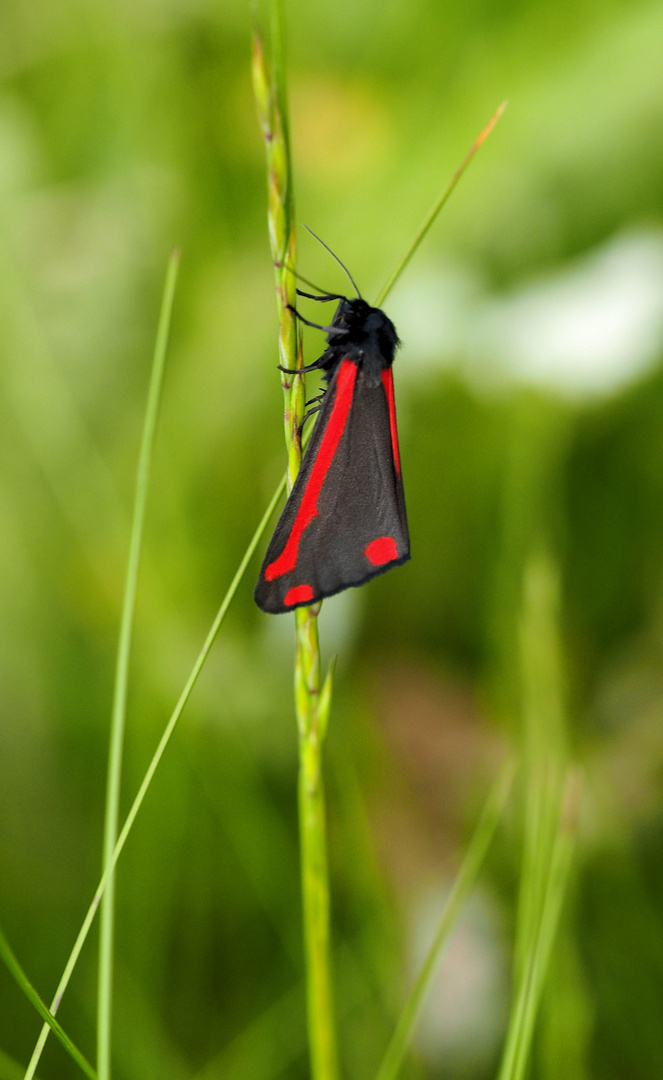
303,224,362,299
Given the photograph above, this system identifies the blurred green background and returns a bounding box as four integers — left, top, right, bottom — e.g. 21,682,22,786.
2,0,663,1077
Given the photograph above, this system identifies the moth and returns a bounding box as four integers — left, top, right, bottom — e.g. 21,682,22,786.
255,242,409,614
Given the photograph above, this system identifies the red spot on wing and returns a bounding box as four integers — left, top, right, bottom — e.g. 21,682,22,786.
265,359,358,582
381,368,400,477
364,536,398,566
283,584,314,606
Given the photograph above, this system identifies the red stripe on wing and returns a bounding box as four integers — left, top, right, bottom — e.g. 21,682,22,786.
283,584,314,606
381,368,400,476
265,359,358,582
364,536,398,566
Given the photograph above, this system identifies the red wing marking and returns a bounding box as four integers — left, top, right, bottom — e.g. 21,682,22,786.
265,359,358,582
381,368,400,476
364,536,398,566
283,584,314,606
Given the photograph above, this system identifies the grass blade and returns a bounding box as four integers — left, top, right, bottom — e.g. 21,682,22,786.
255,4,337,1078
0,1048,40,1080
0,929,96,1080
23,473,287,1079
374,756,517,1080
496,555,578,1080
96,249,180,1080
496,772,581,1080
375,100,507,308
0,1048,31,1080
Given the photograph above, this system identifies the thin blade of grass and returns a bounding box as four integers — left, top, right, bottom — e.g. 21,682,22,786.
374,756,517,1080
0,929,96,1080
511,776,580,1080
496,772,581,1080
258,3,337,1078
374,100,507,308
514,556,568,984
97,249,180,1080
23,473,287,1080
0,1048,28,1080
269,0,293,225
497,555,577,1080
0,1048,40,1080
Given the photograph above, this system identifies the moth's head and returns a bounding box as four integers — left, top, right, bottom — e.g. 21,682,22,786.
333,297,371,331
328,298,399,367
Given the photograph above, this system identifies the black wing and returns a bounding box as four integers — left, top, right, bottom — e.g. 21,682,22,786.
254,358,409,614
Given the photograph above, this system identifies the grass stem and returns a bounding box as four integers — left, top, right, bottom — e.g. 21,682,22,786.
296,621,337,1080
0,929,96,1080
374,757,517,1080
22,474,287,1079
254,6,338,1076
96,249,179,1080
375,101,507,308
496,553,579,1080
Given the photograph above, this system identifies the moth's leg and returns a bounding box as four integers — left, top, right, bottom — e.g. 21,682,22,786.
298,403,322,436
296,290,344,303
305,392,325,407
277,358,325,374
286,304,345,335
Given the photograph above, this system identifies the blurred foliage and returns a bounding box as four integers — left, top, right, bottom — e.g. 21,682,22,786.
1,0,663,1078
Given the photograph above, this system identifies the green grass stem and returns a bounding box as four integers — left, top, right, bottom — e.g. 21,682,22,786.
96,249,179,1080
0,1049,29,1080
0,929,95,1080
514,555,568,985
22,474,287,1079
374,757,517,1080
497,772,581,1080
254,5,338,1078
296,634,336,1080
375,101,507,308
496,553,578,1080
0,1048,40,1080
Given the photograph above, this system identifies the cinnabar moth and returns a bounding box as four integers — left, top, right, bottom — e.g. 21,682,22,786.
255,250,409,615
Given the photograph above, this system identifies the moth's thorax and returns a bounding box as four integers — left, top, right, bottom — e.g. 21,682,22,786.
326,298,400,385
